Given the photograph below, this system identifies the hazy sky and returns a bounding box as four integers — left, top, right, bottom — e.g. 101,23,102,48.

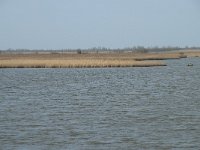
0,0,200,49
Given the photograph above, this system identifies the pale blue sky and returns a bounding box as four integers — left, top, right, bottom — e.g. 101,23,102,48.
0,0,200,49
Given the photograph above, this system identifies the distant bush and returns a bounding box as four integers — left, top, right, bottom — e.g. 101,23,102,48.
77,49,81,54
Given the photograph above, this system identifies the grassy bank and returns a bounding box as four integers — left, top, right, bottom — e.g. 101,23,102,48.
0,50,199,68
0,59,166,68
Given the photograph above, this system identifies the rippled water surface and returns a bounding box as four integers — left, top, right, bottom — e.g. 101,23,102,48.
0,58,200,150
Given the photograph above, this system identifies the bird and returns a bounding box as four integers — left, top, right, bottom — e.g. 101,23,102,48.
187,63,193,66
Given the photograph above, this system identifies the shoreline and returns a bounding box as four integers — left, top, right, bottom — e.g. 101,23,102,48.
0,50,199,68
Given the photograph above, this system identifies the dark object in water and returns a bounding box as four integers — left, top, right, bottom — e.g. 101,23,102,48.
187,63,193,66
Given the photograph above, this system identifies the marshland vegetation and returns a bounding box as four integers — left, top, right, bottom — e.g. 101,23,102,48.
0,49,199,68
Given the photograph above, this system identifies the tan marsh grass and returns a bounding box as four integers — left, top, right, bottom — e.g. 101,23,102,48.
0,59,166,68
1,50,199,68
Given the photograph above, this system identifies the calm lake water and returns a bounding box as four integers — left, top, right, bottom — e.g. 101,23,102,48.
0,58,200,150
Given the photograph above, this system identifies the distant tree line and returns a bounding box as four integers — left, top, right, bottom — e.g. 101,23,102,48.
0,46,200,54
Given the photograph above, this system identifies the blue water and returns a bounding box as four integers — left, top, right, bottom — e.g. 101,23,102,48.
0,58,200,150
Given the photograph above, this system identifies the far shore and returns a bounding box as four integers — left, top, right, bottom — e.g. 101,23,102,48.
0,50,199,68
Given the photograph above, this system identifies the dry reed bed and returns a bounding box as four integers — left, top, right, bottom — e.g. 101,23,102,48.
178,50,200,57
0,50,199,68
0,59,166,68
133,53,187,61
